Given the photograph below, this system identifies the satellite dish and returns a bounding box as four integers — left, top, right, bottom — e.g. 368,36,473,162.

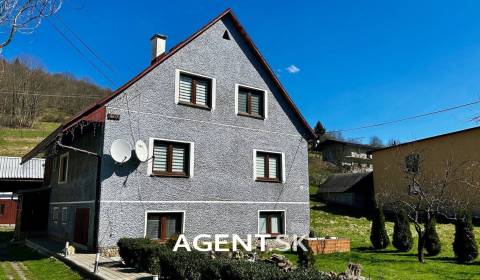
135,140,149,162
110,139,131,163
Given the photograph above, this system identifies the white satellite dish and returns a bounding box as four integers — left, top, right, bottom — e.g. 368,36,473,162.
135,140,149,162
110,139,132,163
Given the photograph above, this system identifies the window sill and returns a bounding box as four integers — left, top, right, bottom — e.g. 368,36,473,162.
178,102,211,111
256,178,282,183
151,172,190,178
258,233,285,239
237,112,265,120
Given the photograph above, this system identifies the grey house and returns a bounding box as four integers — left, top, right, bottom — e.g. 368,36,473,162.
22,9,315,253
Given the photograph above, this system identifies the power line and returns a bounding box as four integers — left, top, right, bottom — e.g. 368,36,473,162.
0,91,104,99
45,18,117,87
53,14,117,74
328,99,480,133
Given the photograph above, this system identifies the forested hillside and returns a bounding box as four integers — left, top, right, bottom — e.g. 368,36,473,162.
0,57,110,156
0,57,110,128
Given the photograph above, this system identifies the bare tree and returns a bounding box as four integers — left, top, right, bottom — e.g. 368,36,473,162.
369,136,384,147
0,0,62,52
378,146,480,262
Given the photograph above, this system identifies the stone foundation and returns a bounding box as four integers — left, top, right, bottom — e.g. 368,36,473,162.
99,246,119,257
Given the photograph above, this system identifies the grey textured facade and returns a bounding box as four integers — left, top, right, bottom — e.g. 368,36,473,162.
35,10,312,251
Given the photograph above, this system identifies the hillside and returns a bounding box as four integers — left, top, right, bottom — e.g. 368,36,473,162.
0,57,110,157
0,57,110,128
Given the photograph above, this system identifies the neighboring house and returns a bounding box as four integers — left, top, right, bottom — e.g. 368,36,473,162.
314,139,374,173
316,172,373,211
21,9,315,253
372,126,480,216
0,156,47,234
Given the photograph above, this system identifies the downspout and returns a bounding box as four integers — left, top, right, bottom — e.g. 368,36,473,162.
56,140,102,253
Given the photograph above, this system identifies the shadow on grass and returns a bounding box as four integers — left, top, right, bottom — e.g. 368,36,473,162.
0,245,45,262
0,230,14,244
354,247,397,254
311,203,370,219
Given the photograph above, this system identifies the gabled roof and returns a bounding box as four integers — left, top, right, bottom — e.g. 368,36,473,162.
22,8,315,164
317,172,372,193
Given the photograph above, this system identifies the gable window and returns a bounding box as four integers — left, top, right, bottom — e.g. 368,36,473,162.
52,207,59,223
145,212,184,240
236,85,266,119
176,70,215,109
61,207,68,225
150,139,192,177
259,211,285,235
405,153,420,173
58,153,69,184
254,151,284,183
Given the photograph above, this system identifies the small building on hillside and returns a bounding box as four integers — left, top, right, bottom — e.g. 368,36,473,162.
314,139,375,173
317,172,374,210
372,126,480,216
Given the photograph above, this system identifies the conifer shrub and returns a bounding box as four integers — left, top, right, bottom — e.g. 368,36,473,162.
392,208,413,252
453,214,478,264
370,207,390,249
424,217,441,256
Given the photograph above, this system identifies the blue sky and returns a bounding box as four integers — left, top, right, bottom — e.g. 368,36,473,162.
4,0,480,144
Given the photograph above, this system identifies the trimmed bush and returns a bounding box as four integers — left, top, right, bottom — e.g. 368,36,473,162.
424,217,441,256
370,207,390,249
116,238,331,280
453,214,478,264
117,238,154,269
392,209,413,252
218,260,287,280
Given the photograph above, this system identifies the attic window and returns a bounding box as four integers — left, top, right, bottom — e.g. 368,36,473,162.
223,30,231,40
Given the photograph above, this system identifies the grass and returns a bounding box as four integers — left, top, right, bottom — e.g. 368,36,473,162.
0,122,60,157
304,201,480,280
0,230,84,280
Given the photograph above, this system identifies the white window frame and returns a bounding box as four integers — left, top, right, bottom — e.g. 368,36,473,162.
52,207,59,223
58,152,69,184
147,137,195,177
144,210,186,239
257,210,286,235
253,149,286,183
175,69,216,109
234,83,268,119
61,207,68,225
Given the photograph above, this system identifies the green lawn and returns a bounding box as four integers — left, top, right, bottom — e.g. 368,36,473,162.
305,201,480,280
0,122,60,157
0,230,84,280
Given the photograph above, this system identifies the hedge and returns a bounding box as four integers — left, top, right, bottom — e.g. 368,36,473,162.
117,238,330,280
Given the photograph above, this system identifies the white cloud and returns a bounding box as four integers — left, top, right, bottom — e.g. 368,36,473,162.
285,64,300,74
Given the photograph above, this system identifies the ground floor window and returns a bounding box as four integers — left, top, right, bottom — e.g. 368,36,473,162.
61,207,68,225
259,211,285,235
52,207,59,223
146,212,183,240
